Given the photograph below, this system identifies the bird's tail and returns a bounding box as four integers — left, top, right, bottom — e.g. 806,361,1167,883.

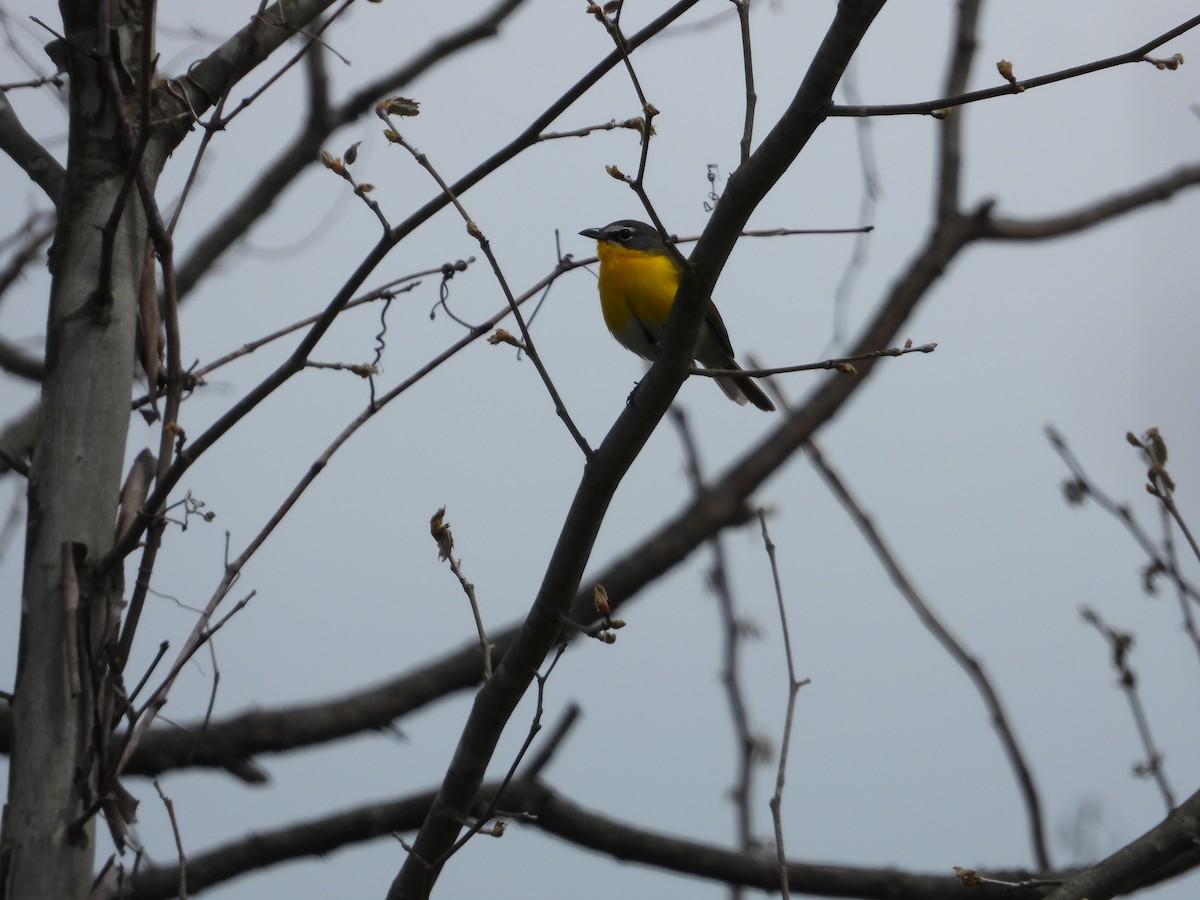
713,369,775,412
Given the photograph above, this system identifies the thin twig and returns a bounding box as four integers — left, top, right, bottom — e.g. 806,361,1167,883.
166,1,269,236
0,73,64,91
758,511,809,900
319,147,391,231
537,118,648,141
304,360,377,376
671,409,758,900
954,867,1065,891
934,0,980,220
590,6,652,115
187,272,430,381
127,641,169,704
1080,607,1176,811
1135,428,1200,571
451,556,490,680
732,0,755,166
383,120,592,457
1157,502,1200,666
829,67,879,347
0,211,55,303
434,643,569,867
1130,428,1200,665
430,507,493,681
692,340,936,380
204,592,256,641
589,5,669,246
1047,426,1200,609
0,486,24,564
521,702,582,781
198,625,224,746
123,192,185,674
804,439,1051,870
828,15,1200,118
706,226,874,239
153,779,188,899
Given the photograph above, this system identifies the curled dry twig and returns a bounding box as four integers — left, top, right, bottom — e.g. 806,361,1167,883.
430,507,492,681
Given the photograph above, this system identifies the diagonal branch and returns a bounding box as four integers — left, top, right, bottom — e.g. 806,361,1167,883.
0,92,65,204
388,4,889,897
1043,785,1200,900
805,440,1049,870
0,339,44,382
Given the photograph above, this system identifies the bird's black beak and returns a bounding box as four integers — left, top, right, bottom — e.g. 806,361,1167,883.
579,227,605,241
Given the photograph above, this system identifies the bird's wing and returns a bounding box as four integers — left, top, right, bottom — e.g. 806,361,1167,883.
702,299,737,359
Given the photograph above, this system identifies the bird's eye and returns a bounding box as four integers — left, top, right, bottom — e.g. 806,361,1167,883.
616,227,633,242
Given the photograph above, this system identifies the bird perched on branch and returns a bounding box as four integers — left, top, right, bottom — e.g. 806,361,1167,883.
579,219,774,411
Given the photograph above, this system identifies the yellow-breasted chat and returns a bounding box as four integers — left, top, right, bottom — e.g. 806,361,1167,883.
579,219,775,412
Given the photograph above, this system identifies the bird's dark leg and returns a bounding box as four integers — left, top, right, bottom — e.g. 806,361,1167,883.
626,379,642,406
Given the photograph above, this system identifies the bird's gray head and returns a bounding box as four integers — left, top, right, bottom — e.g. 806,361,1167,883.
578,220,667,253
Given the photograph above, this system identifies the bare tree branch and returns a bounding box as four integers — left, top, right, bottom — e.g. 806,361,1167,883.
759,512,809,899
0,210,55,302
0,402,37,477
1043,785,1200,900
935,0,981,220
0,339,44,382
804,440,1050,870
389,5,889,896
128,777,1104,900
0,92,65,203
828,14,1200,118
1048,426,1200,606
672,408,759,900
980,164,1200,240
1080,607,1176,812
521,780,1067,900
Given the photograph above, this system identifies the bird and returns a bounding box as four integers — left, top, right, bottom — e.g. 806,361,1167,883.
579,219,775,411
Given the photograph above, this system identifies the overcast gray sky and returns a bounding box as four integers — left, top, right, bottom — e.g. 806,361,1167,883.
2,2,1199,898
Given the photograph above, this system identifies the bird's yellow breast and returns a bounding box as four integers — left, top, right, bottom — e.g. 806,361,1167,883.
595,242,680,335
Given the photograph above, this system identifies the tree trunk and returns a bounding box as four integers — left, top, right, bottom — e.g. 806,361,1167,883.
1,2,152,896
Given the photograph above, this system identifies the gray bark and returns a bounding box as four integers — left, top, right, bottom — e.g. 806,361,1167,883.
1,2,151,895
